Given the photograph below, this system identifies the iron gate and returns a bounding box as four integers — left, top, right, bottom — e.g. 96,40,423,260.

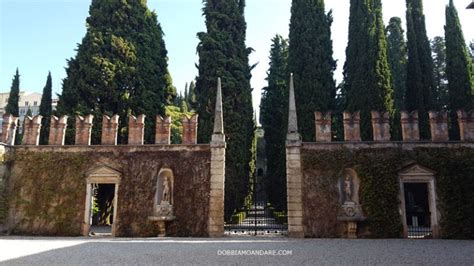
224,182,288,236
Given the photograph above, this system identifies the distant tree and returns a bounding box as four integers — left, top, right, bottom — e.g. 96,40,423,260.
431,37,449,110
183,83,189,105
39,72,53,145
386,17,407,140
25,108,32,118
196,0,254,219
344,0,394,140
445,0,473,139
5,69,21,145
187,81,197,110
5,69,20,117
405,0,435,139
57,0,174,144
260,35,288,211
288,0,336,142
179,99,189,113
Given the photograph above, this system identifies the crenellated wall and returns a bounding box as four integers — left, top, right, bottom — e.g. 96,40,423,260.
1,113,199,146
286,75,474,240
0,81,225,238
287,108,474,239
310,110,473,143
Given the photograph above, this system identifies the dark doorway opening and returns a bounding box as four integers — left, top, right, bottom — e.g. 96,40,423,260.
404,183,432,238
90,184,115,236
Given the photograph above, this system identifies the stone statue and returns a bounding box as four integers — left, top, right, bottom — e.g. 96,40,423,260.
344,175,352,202
161,176,171,204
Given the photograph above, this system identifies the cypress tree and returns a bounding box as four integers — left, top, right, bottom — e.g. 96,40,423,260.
5,69,20,117
386,17,407,140
344,0,393,140
187,81,197,111
39,72,53,145
260,35,288,211
405,0,435,139
288,0,336,142
431,37,449,110
445,0,473,139
196,0,254,218
386,17,407,112
57,0,173,144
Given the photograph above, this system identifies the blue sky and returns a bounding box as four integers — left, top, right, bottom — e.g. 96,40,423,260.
1,0,473,114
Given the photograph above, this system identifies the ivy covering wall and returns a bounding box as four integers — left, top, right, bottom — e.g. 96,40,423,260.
5,148,211,237
302,146,474,239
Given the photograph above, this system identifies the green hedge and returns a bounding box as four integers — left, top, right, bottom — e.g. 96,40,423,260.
302,147,474,239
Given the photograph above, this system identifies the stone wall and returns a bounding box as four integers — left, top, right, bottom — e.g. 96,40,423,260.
299,142,474,239
5,145,212,237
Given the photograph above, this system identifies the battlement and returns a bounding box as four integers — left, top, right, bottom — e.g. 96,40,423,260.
312,110,474,142
1,113,200,146
457,110,474,141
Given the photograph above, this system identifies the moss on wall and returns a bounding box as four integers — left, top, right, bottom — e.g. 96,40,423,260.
302,146,474,239
6,147,211,237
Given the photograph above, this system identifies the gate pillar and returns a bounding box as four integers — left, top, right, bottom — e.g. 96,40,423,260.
286,74,304,238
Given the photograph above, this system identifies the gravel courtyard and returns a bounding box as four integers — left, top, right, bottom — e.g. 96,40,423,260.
0,236,473,265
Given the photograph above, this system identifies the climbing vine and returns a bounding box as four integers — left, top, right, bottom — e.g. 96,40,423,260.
302,146,474,239
7,151,90,235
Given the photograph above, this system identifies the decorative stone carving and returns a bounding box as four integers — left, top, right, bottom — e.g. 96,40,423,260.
315,112,332,142
337,169,365,238
401,111,420,141
428,111,449,142
457,110,474,141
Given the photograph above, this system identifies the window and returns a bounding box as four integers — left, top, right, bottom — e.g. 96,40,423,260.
5,98,8,103
33,101,37,106
25,101,29,106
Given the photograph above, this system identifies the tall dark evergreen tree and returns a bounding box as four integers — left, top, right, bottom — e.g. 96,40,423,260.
39,72,53,145
344,0,393,140
386,17,407,140
445,0,473,139
288,0,336,142
5,69,20,117
57,0,174,144
260,35,288,211
187,81,197,110
386,17,407,112
196,0,254,218
405,0,435,139
431,37,449,110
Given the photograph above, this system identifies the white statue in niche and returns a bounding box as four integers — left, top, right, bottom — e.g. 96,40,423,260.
344,175,353,202
153,169,174,217
161,176,171,204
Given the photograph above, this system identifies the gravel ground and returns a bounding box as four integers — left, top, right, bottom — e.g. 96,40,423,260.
0,236,473,265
